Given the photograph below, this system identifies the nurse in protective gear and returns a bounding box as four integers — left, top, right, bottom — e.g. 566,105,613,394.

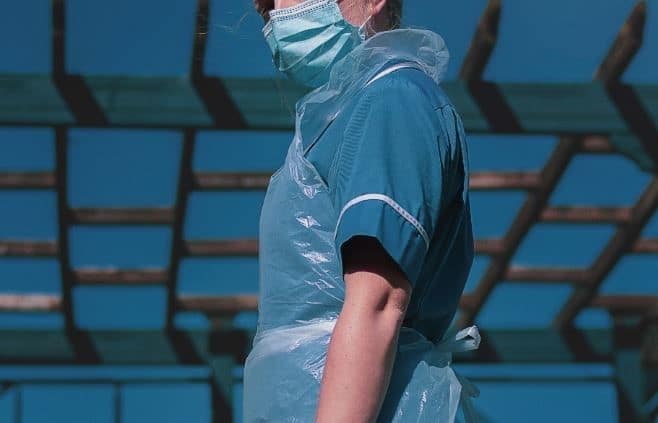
245,0,480,421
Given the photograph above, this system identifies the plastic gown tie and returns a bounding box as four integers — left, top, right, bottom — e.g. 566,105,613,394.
432,325,482,423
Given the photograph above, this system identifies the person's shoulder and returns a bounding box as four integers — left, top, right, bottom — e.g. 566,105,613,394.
363,67,451,110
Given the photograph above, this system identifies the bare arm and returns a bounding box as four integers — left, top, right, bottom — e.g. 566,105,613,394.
315,235,412,423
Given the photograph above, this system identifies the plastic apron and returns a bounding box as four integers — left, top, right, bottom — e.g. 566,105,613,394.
244,30,480,423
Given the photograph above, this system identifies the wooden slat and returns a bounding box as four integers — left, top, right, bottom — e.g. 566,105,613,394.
595,1,646,82
74,269,167,285
632,238,658,254
459,0,500,81
70,208,174,225
590,295,658,314
194,172,271,190
470,172,541,190
177,295,259,315
599,2,658,170
185,239,259,256
0,241,58,257
504,266,590,284
474,239,505,255
0,294,61,312
555,177,658,327
580,136,616,154
459,137,579,328
541,206,632,224
54,127,99,362
0,172,55,189
52,0,106,125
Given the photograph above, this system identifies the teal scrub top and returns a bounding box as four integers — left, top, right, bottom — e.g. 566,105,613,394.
304,66,474,343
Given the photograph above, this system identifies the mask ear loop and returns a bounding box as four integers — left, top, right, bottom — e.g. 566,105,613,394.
357,15,374,40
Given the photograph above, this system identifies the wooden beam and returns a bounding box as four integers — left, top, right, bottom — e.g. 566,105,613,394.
51,0,106,125
70,208,174,225
591,295,658,315
595,1,646,82
0,294,61,312
0,172,55,189
470,172,541,191
0,241,58,257
504,266,590,284
74,269,167,285
194,172,271,190
459,137,579,328
459,0,521,132
191,0,246,131
164,129,204,367
474,239,505,255
579,136,616,154
633,238,658,254
540,206,632,224
177,295,259,315
598,2,658,170
185,239,259,256
459,0,501,81
555,177,658,327
54,127,99,362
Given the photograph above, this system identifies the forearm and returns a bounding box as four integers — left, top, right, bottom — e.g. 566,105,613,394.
315,274,405,423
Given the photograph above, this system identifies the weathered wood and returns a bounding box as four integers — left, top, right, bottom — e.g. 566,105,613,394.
75,268,167,285
459,0,501,81
541,207,631,224
185,239,259,256
470,172,541,190
0,241,58,257
459,137,579,328
633,238,658,254
177,295,259,315
194,172,271,190
504,266,590,284
555,177,658,327
70,208,174,225
0,172,55,189
595,1,646,83
0,294,61,312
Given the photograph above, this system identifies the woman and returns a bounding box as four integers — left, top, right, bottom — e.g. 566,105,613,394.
244,0,480,421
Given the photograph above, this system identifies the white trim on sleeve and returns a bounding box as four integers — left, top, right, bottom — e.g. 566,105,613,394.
333,193,430,250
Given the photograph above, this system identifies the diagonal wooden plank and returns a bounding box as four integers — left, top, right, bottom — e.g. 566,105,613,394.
555,177,658,327
460,0,521,133
459,136,579,328
191,0,246,132
54,127,100,362
51,0,106,125
164,129,204,368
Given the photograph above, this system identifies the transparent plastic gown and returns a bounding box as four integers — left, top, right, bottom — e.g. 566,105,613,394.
244,29,480,422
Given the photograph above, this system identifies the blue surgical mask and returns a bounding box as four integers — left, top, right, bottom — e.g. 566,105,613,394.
263,0,369,88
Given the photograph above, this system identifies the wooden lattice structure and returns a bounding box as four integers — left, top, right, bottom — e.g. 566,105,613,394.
1,0,658,421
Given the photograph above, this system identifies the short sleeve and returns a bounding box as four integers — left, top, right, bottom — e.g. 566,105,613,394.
330,74,446,287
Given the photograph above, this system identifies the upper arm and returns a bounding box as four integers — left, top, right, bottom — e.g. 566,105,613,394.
330,76,446,289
